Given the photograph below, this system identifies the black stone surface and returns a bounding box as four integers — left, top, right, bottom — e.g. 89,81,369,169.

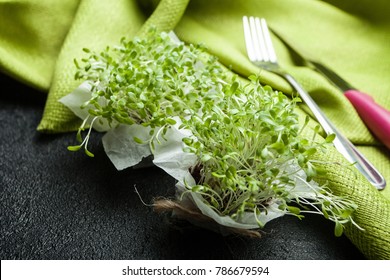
0,73,364,259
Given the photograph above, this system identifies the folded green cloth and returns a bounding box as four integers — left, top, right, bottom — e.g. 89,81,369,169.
1,0,389,259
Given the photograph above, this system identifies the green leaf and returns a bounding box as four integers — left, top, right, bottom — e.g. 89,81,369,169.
230,81,239,93
287,206,301,215
261,147,269,158
325,133,336,143
133,137,145,144
76,130,83,143
304,147,317,156
226,165,237,179
211,172,226,179
340,209,353,219
84,149,95,157
223,116,231,124
67,145,81,152
166,118,177,125
182,137,193,146
278,204,287,211
191,185,204,192
321,206,329,219
84,63,91,71
248,74,257,82
201,154,212,162
73,58,80,69
269,142,284,151
334,221,344,237
136,102,144,109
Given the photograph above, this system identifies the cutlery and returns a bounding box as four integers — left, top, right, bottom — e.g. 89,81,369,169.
268,27,390,150
242,16,385,190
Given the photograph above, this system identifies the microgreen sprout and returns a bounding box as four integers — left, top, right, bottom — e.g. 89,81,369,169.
67,115,97,157
67,29,360,236
179,76,358,235
70,28,227,152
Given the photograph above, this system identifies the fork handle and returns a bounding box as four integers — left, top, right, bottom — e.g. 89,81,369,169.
284,74,386,190
344,89,390,150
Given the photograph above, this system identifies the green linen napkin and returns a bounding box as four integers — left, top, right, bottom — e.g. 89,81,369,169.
1,0,389,259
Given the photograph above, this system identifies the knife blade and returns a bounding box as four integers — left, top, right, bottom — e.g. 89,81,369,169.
270,28,390,150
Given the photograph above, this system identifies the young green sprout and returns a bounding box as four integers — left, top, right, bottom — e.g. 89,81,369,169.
66,29,360,236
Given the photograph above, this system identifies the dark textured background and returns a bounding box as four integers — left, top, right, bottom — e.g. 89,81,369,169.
0,73,364,260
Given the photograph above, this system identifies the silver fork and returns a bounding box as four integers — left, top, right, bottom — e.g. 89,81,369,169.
242,16,385,190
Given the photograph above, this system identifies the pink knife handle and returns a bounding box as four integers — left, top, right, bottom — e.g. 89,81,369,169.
344,89,390,149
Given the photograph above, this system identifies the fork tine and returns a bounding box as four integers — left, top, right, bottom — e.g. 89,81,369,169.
253,17,270,62
259,18,277,63
243,16,257,62
244,16,264,62
243,16,277,64
248,16,264,62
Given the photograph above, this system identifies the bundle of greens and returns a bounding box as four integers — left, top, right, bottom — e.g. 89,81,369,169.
61,29,361,236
